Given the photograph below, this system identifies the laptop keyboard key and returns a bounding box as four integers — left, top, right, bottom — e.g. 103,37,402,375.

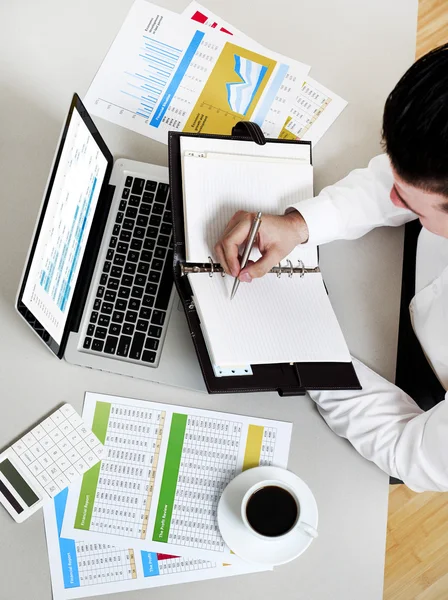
139,203,150,216
120,230,131,242
111,266,122,278
152,310,166,326
129,298,141,311
118,287,130,299
87,324,95,336
95,327,107,340
137,215,148,227
117,335,132,357
131,286,144,299
107,278,119,290
163,211,172,223
122,275,133,287
161,223,171,235
90,311,98,324
104,336,119,355
146,283,157,295
155,183,169,203
83,337,92,349
144,238,155,251
145,337,159,351
136,319,149,333
123,218,134,230
141,250,152,263
119,200,127,212
124,262,136,275
94,298,101,311
110,236,118,248
152,202,164,215
122,187,130,200
134,274,146,287
128,251,139,262
149,325,162,338
142,350,156,363
103,260,111,273
148,271,161,283
104,290,116,303
109,323,121,336
116,211,124,224
117,243,128,254
149,215,161,226
137,262,149,275
96,286,105,298
129,333,145,360
143,295,155,308
132,178,144,195
116,299,127,312
147,227,158,239
158,235,169,247
125,311,138,323
143,192,154,203
129,195,140,207
130,239,142,251
123,323,134,336
145,180,157,192
92,339,104,352
152,259,164,271
134,227,145,239
113,224,120,236
101,302,113,315
112,311,124,324
113,254,125,266
98,315,110,327
125,176,133,188
126,206,138,218
154,247,166,259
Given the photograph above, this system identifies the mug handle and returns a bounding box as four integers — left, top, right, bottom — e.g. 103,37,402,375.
298,522,318,539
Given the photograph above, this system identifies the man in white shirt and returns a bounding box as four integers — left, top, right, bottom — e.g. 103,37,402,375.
214,44,448,493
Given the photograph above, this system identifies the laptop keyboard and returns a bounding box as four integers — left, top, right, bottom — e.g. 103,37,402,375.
82,176,173,366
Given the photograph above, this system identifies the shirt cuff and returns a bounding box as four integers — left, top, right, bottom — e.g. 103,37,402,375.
286,196,341,246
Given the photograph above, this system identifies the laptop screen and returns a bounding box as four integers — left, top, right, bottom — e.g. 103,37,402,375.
18,95,113,355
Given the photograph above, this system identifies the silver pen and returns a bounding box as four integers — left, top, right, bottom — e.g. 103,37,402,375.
230,211,263,300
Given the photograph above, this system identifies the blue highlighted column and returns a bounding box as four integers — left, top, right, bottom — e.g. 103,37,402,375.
55,488,80,589
141,552,160,577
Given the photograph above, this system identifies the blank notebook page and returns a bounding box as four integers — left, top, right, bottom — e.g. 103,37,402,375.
188,273,351,366
183,156,316,266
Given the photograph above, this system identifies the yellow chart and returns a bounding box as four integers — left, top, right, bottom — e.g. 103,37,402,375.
183,42,277,135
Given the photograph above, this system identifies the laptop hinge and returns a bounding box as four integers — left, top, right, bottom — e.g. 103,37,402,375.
68,183,116,335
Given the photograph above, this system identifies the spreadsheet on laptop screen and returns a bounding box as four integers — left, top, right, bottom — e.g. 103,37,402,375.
22,107,108,344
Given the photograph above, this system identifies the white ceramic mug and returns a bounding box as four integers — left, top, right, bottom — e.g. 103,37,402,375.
241,479,319,540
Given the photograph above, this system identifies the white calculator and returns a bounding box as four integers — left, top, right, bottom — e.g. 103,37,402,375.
0,403,104,523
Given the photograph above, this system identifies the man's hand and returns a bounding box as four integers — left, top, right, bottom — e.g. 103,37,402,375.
214,210,309,282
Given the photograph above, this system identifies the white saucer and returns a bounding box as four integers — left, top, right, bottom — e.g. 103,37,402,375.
217,466,318,566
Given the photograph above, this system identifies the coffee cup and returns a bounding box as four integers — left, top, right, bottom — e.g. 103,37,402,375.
241,479,318,540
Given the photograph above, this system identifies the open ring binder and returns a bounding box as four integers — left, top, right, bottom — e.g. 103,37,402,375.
168,122,361,396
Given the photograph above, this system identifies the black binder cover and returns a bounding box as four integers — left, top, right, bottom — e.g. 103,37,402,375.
168,123,360,395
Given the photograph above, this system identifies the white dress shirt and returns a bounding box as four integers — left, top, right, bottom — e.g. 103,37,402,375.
289,154,448,492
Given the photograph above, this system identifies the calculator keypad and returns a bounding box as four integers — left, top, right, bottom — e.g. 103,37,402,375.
11,404,104,499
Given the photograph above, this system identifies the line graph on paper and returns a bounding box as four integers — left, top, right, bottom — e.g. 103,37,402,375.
93,36,182,121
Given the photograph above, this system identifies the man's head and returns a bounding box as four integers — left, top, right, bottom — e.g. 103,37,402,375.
383,43,448,237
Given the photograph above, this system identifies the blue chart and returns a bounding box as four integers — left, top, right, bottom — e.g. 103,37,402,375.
122,36,183,119
226,55,268,116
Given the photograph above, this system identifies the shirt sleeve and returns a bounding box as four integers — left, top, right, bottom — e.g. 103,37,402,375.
288,154,417,246
308,358,448,492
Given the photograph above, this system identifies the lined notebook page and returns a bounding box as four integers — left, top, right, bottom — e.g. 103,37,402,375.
183,155,316,266
188,273,351,366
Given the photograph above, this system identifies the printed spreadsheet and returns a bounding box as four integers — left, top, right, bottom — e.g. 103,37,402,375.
61,392,292,562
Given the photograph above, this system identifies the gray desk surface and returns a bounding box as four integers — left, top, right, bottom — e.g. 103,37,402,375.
0,1,417,598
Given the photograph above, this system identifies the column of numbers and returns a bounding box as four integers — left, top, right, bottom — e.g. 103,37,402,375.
90,404,165,539
168,416,241,552
158,557,215,575
75,543,136,587
259,427,277,466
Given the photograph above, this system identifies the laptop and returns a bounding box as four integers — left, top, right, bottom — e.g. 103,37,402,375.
16,94,205,392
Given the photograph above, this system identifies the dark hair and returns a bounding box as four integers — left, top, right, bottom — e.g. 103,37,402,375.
382,43,448,197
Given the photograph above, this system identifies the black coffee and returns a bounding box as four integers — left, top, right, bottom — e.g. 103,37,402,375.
245,485,299,537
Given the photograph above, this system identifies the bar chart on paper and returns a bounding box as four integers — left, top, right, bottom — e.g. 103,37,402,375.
61,393,292,561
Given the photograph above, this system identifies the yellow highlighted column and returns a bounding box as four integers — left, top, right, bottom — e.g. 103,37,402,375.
242,425,264,471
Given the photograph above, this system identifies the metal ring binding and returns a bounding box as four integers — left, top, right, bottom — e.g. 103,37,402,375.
298,259,305,278
208,256,214,278
277,262,282,278
287,259,293,278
